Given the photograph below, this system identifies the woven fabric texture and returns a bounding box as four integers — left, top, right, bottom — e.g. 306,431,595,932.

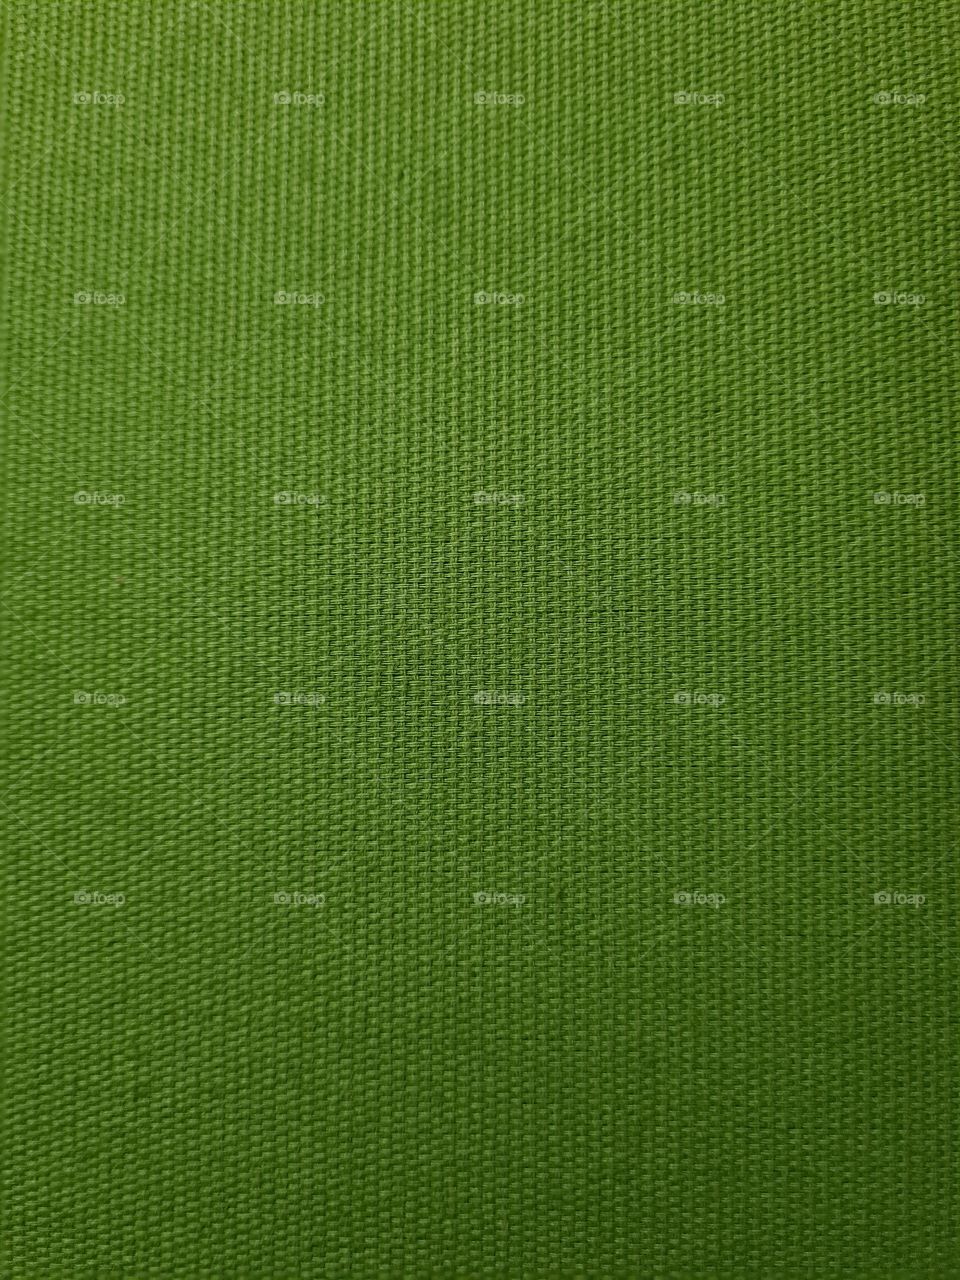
2,2,957,1276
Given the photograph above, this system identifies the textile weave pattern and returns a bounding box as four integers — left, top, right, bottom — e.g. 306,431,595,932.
1,1,957,1276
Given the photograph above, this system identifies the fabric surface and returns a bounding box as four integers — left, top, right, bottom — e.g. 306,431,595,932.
2,2,957,1276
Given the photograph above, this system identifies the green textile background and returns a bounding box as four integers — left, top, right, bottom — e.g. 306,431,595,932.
2,2,957,1275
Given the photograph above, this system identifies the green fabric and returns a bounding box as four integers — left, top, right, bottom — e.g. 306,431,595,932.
2,2,957,1276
